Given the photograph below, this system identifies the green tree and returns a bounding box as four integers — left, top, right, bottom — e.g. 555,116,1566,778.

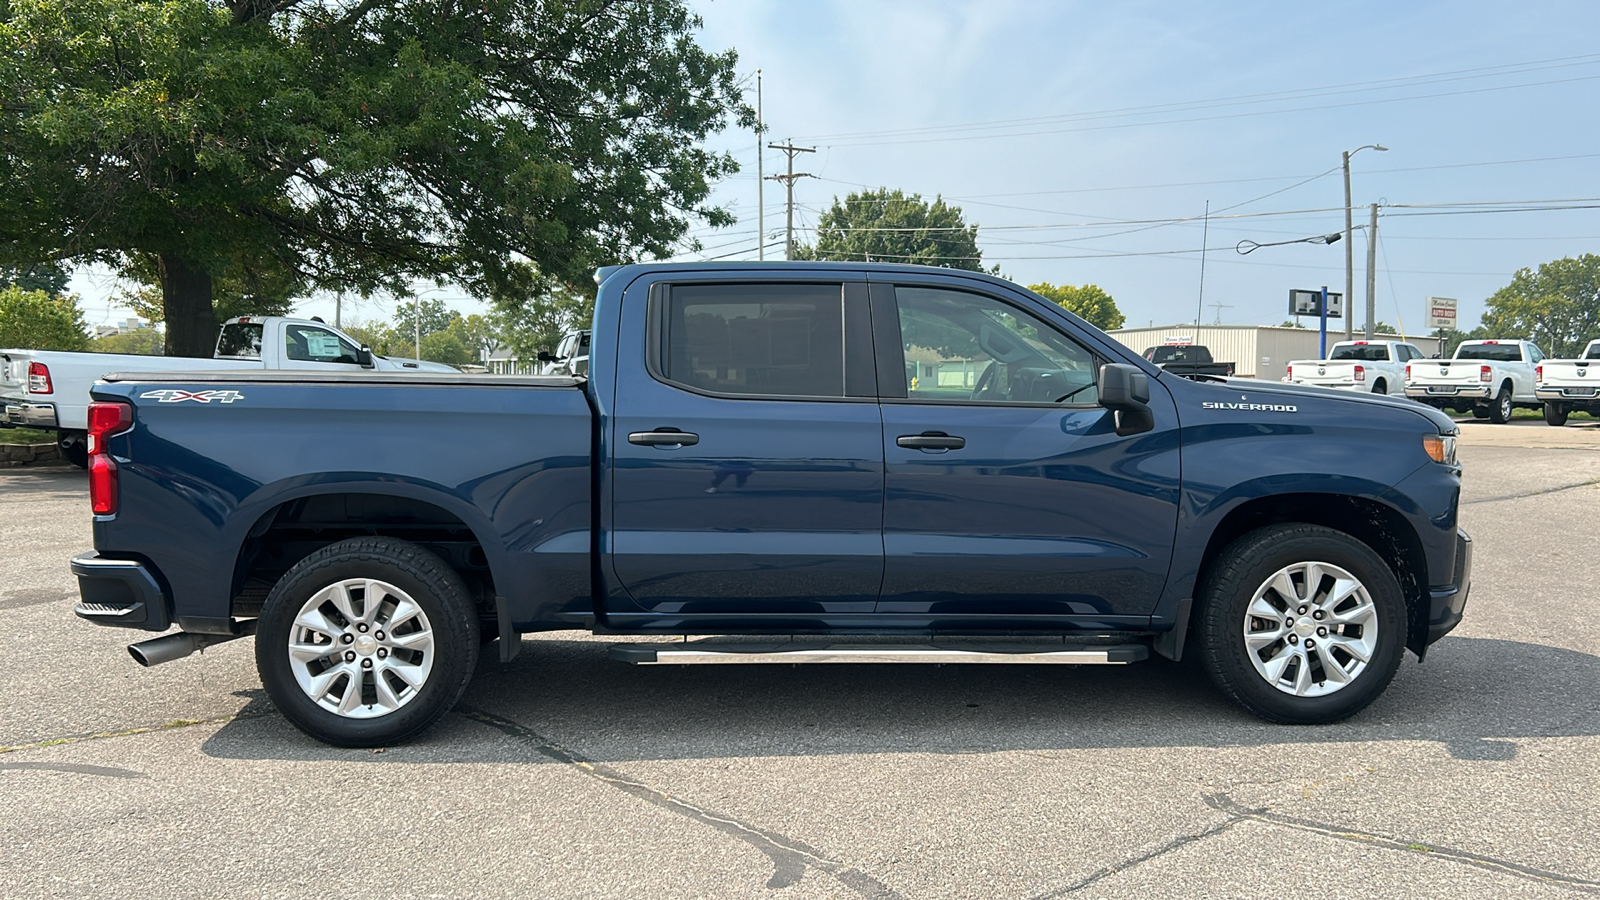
448,313,504,365
0,287,89,350
1480,255,1600,358
341,321,401,357
1,261,70,295
419,330,472,368
92,329,165,355
391,299,457,343
796,189,994,272
1028,282,1125,331
496,288,595,363
1277,320,1309,329
1,0,749,357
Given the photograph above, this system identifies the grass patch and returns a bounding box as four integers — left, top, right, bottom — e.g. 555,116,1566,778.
0,427,55,444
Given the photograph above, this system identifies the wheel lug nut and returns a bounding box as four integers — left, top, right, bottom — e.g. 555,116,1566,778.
341,634,354,644
361,659,373,669
1297,605,1308,615
357,623,369,633
377,648,388,659
1313,610,1325,620
344,650,356,662
1305,639,1316,649
375,631,385,641
1317,626,1328,637
1285,617,1295,627
1288,635,1298,644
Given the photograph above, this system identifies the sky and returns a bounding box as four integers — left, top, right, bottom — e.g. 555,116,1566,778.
71,0,1600,339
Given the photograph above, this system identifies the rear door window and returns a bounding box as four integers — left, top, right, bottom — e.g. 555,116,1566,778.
658,283,846,398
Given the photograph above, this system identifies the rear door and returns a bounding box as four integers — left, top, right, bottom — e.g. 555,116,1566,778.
871,276,1181,622
607,272,885,617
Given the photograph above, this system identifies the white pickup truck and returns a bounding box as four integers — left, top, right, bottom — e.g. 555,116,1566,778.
1285,339,1425,395
1534,338,1600,426
1403,339,1543,423
2,316,455,466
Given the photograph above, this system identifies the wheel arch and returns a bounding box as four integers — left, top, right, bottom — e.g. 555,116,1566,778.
227,484,506,626
1193,492,1431,656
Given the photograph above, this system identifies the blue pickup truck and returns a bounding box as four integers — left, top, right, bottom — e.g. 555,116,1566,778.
72,262,1471,747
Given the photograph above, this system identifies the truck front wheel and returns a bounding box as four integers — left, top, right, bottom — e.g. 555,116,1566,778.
256,537,480,747
1544,402,1570,427
1195,524,1406,724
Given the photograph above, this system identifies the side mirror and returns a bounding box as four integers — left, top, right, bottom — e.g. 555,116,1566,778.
356,345,375,368
536,350,558,363
1099,363,1154,436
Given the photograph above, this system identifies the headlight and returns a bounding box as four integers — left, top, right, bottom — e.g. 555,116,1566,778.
1423,433,1457,466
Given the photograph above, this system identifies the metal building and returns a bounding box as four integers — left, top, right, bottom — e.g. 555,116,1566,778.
1106,325,1442,381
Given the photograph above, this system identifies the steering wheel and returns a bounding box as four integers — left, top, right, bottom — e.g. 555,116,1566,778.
970,362,998,400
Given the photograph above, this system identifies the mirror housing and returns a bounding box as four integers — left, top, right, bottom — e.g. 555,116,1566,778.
356,345,375,368
536,350,558,363
1098,363,1154,436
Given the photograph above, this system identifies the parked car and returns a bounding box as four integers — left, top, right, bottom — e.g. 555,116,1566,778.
1534,338,1600,425
538,329,590,376
1285,340,1425,395
1,316,456,466
72,262,1470,747
1141,342,1235,378
1403,339,1543,423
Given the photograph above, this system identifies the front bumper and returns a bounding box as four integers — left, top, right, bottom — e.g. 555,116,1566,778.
3,399,58,429
71,553,172,632
1424,529,1472,646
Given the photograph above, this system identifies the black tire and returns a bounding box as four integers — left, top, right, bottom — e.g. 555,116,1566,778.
1544,402,1569,427
1371,378,1386,395
59,432,88,469
1194,524,1407,725
256,537,480,747
1469,406,1489,419
1488,384,1513,423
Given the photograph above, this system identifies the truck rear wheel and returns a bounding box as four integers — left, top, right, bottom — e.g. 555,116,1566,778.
1488,384,1513,423
256,537,479,747
1544,402,1569,427
1371,378,1386,394
1195,524,1406,724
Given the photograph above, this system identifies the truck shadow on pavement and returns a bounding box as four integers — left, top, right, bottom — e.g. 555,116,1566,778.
199,635,1595,764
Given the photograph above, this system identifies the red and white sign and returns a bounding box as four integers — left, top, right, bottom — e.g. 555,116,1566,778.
1426,297,1457,330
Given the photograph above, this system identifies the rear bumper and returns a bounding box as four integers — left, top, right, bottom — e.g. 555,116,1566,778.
1405,385,1492,400
1424,529,1472,646
1535,387,1599,402
3,400,58,429
71,553,172,632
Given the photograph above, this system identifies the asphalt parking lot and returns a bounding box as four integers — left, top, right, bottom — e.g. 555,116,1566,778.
2,419,1598,899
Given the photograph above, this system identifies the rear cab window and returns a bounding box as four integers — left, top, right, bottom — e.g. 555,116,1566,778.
216,322,264,359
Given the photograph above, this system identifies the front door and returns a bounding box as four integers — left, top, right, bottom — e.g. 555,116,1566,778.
873,280,1181,622
608,275,885,617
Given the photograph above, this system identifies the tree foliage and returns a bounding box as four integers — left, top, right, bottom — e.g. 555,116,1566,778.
0,0,749,356
796,189,994,272
0,287,89,350
1,261,70,295
1028,282,1125,331
92,328,166,356
1480,254,1600,358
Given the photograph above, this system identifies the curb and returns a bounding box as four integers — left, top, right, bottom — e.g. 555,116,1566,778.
0,442,65,467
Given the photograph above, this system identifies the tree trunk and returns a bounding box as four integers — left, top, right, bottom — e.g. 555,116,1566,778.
158,255,216,358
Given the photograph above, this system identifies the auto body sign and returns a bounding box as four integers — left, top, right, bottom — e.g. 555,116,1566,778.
1426,297,1457,330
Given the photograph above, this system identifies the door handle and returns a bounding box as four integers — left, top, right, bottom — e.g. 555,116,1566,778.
896,432,965,450
628,429,700,447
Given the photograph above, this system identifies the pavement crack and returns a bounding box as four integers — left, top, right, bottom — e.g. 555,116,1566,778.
1466,477,1600,505
458,706,903,899
0,761,146,779
0,713,265,755
1204,793,1600,893
1027,816,1245,899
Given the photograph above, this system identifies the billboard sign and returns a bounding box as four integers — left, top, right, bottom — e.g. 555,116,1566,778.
1426,297,1458,330
1289,289,1343,318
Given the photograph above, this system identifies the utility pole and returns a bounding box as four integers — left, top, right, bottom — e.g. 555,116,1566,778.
1343,151,1354,342
766,141,814,260
1195,200,1210,328
1365,202,1378,339
756,70,764,261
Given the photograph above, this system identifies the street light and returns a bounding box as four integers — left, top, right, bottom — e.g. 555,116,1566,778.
1343,144,1387,339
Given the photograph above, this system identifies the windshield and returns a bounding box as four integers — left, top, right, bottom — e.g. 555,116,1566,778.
1330,344,1390,361
1586,343,1600,360
1147,345,1209,364
1455,343,1523,362
215,322,263,359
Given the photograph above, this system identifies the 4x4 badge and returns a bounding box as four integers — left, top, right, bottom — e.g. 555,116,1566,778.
140,389,245,404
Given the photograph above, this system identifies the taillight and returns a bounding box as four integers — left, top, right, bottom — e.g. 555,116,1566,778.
28,361,52,394
88,402,133,516
1536,365,1544,384
1405,363,1412,382
1479,365,1492,383
1353,365,1366,382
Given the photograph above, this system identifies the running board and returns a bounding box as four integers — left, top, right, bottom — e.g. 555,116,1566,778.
610,642,1148,666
